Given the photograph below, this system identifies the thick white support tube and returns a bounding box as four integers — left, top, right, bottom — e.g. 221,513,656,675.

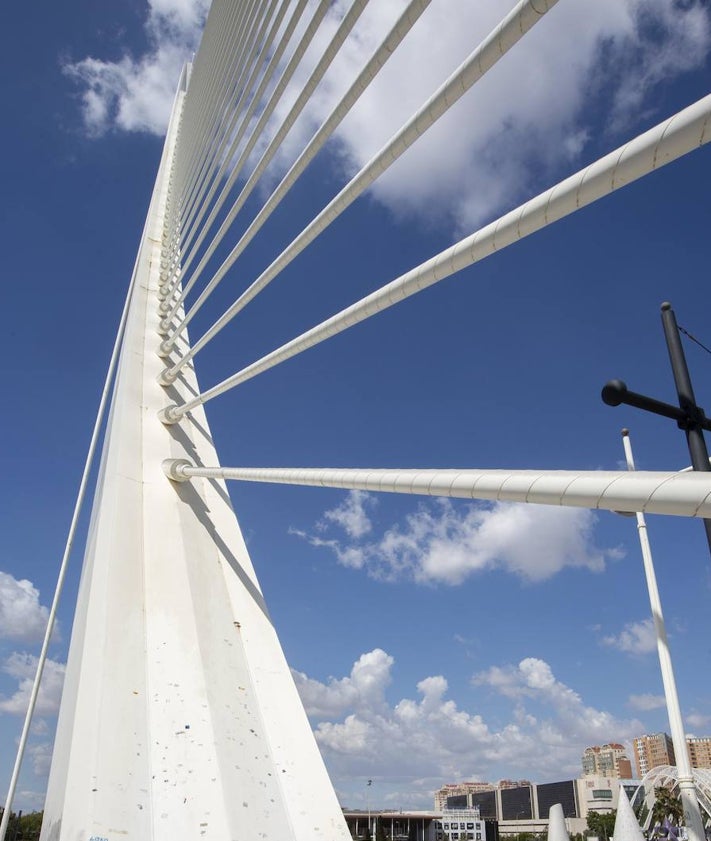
161,0,560,361
161,460,711,519
621,430,706,841
160,93,711,405
162,0,334,303
160,0,432,349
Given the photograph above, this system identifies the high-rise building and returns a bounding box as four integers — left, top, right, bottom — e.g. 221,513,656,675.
633,733,676,777
686,737,711,768
435,783,494,812
581,744,632,779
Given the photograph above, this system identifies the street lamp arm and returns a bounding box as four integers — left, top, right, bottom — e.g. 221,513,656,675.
601,380,711,431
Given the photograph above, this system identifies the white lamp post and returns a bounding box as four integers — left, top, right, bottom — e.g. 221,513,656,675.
620,429,705,841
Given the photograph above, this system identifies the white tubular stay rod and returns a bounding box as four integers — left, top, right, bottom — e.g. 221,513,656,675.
161,461,711,519
159,0,432,346
159,93,711,420
161,0,559,366
177,0,261,210
162,0,333,302
164,0,368,312
172,0,250,212
620,430,707,841
174,0,294,261
177,0,278,235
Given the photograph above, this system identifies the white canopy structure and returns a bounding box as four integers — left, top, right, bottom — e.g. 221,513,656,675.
635,767,711,828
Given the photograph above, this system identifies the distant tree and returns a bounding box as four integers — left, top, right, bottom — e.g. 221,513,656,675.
375,816,387,841
651,787,683,829
587,809,616,841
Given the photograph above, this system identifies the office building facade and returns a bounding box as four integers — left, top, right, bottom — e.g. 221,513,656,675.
633,733,676,777
581,744,632,779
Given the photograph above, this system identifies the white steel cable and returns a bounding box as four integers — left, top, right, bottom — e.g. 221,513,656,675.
176,0,309,268
173,0,262,228
164,0,319,294
171,0,244,199
158,92,711,417
178,0,276,230
171,0,261,232
161,461,711,520
161,0,432,341
160,0,559,361
166,0,245,256
164,0,348,303
177,0,293,253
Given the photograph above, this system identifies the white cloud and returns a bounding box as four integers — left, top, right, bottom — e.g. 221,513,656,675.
0,571,51,643
293,648,393,719
266,0,711,230
63,0,209,135
602,618,657,655
293,649,642,806
628,693,666,711
0,653,66,716
296,494,620,584
320,490,375,539
64,1,709,230
686,712,711,729
27,741,54,777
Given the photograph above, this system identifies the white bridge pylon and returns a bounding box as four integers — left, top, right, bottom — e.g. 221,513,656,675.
39,66,350,841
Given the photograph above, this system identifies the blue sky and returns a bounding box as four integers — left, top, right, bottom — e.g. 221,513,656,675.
1,0,711,814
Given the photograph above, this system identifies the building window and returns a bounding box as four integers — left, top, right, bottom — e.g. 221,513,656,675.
476,834,482,840
592,790,613,800
467,824,474,830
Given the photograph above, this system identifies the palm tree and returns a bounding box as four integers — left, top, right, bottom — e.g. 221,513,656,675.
651,786,684,830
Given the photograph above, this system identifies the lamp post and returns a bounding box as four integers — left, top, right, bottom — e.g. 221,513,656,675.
619,429,705,841
367,779,373,840
602,301,711,556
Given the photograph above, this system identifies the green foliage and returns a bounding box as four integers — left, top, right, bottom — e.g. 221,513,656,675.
0,810,43,839
375,817,387,841
586,809,616,841
651,786,683,828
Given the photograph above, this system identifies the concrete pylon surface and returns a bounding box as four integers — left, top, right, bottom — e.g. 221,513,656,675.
39,75,350,841
613,785,645,841
547,803,570,841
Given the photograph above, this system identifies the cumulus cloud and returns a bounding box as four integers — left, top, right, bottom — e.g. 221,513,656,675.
315,0,711,229
628,693,666,711
0,653,66,716
319,490,375,539
63,0,209,135
0,571,51,643
602,618,657,655
64,0,709,229
686,712,711,730
27,741,54,777
293,649,642,806
295,492,621,584
294,648,393,719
